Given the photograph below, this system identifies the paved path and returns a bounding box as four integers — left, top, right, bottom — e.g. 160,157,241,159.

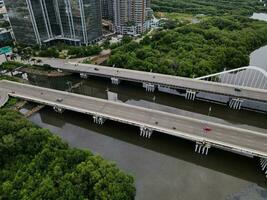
0,89,8,108
1,80,267,158
37,58,267,102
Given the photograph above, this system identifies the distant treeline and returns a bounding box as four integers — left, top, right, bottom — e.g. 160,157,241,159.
108,16,267,77
151,0,267,15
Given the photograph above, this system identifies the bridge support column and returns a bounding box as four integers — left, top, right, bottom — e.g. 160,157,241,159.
260,158,267,178
111,77,120,85
185,90,196,101
53,106,65,114
80,73,88,79
93,115,106,125
228,98,244,110
195,142,211,155
143,83,156,92
140,127,153,138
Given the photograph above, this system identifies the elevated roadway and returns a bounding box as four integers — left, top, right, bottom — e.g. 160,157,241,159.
40,58,267,102
1,80,267,158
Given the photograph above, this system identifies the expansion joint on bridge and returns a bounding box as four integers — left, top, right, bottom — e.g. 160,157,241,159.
195,141,211,155
140,126,153,138
93,115,106,125
111,77,120,85
185,89,196,101
260,158,267,178
228,98,244,110
80,73,88,79
143,83,156,92
53,106,65,114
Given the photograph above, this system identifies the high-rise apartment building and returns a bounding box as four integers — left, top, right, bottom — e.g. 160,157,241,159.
5,0,102,45
101,0,114,21
112,0,152,35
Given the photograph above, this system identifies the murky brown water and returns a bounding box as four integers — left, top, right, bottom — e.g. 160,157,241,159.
22,68,267,200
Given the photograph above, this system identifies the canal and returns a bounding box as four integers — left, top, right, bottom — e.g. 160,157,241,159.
21,14,267,199
21,70,267,200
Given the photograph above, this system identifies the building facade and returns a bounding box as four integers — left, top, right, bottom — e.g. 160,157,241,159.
101,0,114,21
112,0,153,35
0,28,12,41
5,0,102,45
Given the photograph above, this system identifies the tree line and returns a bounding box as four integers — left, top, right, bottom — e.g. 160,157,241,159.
0,109,136,199
108,16,267,77
151,0,267,16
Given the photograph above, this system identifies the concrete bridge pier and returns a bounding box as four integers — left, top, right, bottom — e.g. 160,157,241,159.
143,83,156,92
185,90,196,101
260,158,267,177
140,127,153,138
228,98,244,110
93,115,106,125
53,106,65,113
111,77,120,85
195,142,211,155
80,73,88,79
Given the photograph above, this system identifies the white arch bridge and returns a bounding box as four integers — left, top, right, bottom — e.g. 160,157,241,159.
195,66,267,110
195,66,267,90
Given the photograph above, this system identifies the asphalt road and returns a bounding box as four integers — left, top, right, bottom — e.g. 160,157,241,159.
1,80,267,157
0,89,8,107
37,57,267,102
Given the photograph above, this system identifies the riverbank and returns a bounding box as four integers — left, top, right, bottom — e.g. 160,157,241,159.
19,65,70,77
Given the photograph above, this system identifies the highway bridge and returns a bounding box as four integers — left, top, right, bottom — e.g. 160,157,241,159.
38,59,267,108
1,80,267,160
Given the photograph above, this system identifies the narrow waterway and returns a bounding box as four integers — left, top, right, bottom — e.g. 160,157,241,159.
22,70,267,200
29,108,267,200
21,15,267,199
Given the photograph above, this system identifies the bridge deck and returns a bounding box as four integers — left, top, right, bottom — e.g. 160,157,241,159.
41,58,267,102
1,80,267,157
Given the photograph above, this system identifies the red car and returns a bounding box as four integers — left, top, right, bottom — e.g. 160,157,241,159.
203,126,212,133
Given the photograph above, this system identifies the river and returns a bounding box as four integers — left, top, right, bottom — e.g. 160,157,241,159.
20,14,267,200
19,71,266,200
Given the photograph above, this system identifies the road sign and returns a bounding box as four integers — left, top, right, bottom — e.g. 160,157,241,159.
0,46,12,55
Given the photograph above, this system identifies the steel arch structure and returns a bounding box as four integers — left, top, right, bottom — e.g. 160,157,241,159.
195,66,267,90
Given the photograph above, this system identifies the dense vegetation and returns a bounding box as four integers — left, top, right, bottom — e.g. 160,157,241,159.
152,0,267,16
0,61,54,73
0,109,135,199
35,44,102,58
108,16,267,77
0,43,102,59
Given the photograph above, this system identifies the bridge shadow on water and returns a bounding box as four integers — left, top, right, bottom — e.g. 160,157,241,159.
34,107,267,188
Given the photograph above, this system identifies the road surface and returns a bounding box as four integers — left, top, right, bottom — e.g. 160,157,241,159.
36,58,267,102
0,80,267,158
